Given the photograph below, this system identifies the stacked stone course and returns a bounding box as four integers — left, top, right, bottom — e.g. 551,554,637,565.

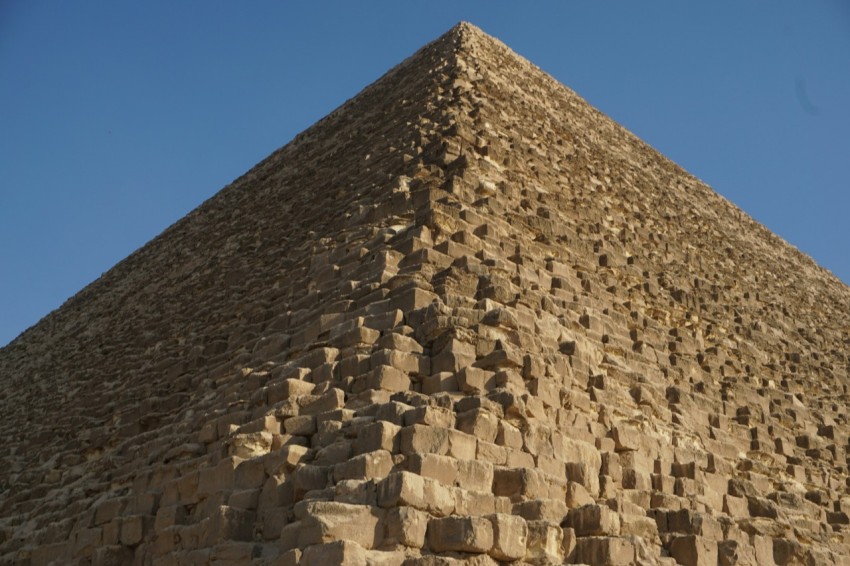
2,22,850,565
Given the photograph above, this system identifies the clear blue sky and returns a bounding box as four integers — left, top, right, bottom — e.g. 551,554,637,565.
2,2,849,347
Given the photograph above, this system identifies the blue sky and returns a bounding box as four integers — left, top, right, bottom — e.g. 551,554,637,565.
1,2,849,347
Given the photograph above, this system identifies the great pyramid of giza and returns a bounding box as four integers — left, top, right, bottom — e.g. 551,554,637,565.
2,22,849,565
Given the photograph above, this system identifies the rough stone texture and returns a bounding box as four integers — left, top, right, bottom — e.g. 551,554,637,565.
2,21,850,566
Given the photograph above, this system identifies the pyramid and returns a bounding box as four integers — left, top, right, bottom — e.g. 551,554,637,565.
2,22,850,565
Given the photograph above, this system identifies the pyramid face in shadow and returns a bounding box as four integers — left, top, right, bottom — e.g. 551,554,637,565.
2,22,850,565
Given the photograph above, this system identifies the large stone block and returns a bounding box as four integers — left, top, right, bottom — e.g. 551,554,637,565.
333,449,394,482
455,408,499,443
368,365,412,392
525,520,564,563
564,504,621,537
400,424,450,456
301,540,367,565
669,535,719,566
574,536,637,565
354,420,401,455
493,467,549,501
487,513,527,561
384,506,429,548
297,501,384,549
427,516,494,554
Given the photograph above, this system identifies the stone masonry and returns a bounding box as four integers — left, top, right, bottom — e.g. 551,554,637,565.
2,22,850,565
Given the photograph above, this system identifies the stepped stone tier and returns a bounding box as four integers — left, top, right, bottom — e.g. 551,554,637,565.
2,22,850,566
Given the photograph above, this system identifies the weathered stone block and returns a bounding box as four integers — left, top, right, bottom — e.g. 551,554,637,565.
404,405,456,428
354,420,401,455
384,506,428,548
669,535,718,566
400,424,450,456
297,501,384,549
564,504,621,537
408,453,458,486
455,408,499,443
368,365,412,392
334,449,393,482
574,536,636,565
487,513,528,561
525,520,564,563
427,515,494,553
493,467,548,501
513,498,568,523
456,459,494,492
301,540,367,565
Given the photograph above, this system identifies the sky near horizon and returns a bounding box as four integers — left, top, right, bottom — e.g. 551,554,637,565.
1,2,849,347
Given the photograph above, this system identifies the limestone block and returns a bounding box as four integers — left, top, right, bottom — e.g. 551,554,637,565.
564,504,621,537
376,332,424,353
474,345,523,371
525,520,564,563
718,539,758,566
447,428,478,460
155,505,188,534
368,365,412,392
574,536,636,565
408,453,458,486
297,501,384,549
505,447,536,469
496,420,523,449
378,471,426,509
371,349,430,376
404,405,456,428
198,457,240,498
566,481,595,507
205,506,256,544
389,286,438,314
301,540,367,565
334,449,394,482
512,498,568,523
300,388,345,414
283,415,316,436
293,464,331,496
234,457,267,489
260,507,288,541
94,497,127,526
612,424,641,452
456,366,497,394
384,506,428,548
566,461,601,496
662,509,723,541
427,516,494,554
669,535,719,566
454,488,497,516
119,515,153,546
400,424,450,456
355,420,401,455
456,459,494,492
332,325,381,348
421,371,460,394
493,467,548,501
455,409,498,445
477,440,508,465
92,544,134,566
621,514,660,543
423,475,457,517
528,377,561,408
484,513,527,561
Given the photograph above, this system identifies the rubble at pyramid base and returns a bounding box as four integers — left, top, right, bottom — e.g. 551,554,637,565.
2,23,849,566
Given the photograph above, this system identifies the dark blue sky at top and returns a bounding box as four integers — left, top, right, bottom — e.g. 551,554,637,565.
1,2,848,347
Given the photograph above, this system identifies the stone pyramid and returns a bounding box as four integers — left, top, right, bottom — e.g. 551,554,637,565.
2,22,850,565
